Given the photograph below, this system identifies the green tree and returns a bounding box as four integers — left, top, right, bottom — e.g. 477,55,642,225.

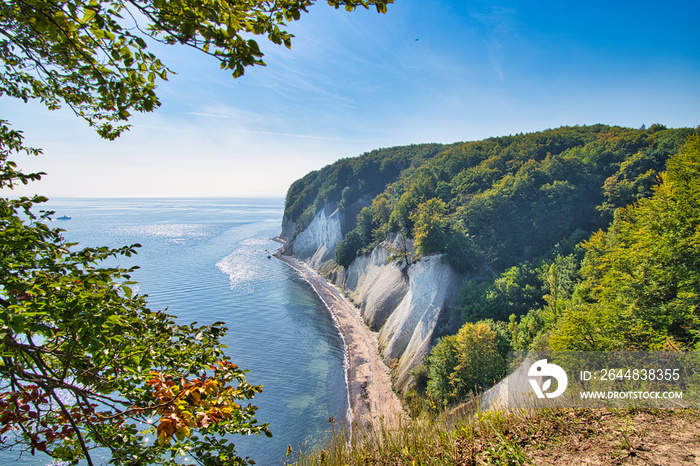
451,321,507,400
389,191,419,234
551,136,700,351
410,198,448,257
425,335,458,406
335,229,363,267
507,253,582,351
371,193,392,226
425,321,507,406
461,263,544,323
444,221,480,273
0,0,394,463
1,0,393,138
0,128,272,464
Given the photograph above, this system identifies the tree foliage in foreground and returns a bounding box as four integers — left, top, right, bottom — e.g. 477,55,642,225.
1,0,394,463
0,124,271,464
1,0,393,138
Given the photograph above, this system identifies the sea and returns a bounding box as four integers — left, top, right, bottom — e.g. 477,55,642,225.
5,198,347,465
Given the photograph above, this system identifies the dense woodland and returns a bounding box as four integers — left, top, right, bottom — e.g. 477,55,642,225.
284,125,700,410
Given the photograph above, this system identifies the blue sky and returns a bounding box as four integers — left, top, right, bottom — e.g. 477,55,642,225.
5,0,700,198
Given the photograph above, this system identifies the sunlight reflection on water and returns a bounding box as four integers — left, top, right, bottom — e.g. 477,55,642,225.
4,198,347,466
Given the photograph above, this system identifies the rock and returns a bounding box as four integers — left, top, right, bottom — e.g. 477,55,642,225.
286,204,342,269
282,204,464,394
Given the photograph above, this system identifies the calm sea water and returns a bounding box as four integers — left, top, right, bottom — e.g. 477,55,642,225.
7,198,347,465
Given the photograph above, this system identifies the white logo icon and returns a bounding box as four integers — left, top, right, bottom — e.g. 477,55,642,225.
528,359,568,399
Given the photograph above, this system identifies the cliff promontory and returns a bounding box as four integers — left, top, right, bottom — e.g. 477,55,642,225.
282,209,463,392
279,125,697,396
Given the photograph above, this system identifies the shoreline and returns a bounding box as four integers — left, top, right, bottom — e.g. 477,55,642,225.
272,246,405,432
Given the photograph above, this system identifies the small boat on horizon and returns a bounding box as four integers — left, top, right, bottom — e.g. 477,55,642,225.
57,215,72,220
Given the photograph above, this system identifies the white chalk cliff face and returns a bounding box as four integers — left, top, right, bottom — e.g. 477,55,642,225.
284,204,343,269
282,205,463,392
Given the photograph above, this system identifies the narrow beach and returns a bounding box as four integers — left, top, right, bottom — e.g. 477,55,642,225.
273,249,405,432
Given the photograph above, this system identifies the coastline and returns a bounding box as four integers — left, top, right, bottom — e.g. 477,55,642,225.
272,244,405,432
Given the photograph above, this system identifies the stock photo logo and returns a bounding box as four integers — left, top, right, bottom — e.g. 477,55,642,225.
528,359,568,399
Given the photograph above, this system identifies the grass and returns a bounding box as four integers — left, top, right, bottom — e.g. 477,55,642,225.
291,407,545,465
289,405,700,465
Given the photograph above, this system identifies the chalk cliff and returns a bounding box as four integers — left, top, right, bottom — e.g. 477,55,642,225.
281,205,463,393
282,204,342,269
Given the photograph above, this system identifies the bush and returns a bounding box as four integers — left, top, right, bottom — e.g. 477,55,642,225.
426,322,507,406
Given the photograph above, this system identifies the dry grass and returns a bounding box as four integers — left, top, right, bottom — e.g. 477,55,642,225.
290,407,700,465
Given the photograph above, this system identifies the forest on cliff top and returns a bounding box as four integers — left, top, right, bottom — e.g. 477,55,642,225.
284,124,699,410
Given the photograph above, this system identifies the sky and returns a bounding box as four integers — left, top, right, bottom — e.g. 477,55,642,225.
4,0,700,198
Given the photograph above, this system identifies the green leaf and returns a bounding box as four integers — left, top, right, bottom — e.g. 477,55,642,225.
0,0,400,461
